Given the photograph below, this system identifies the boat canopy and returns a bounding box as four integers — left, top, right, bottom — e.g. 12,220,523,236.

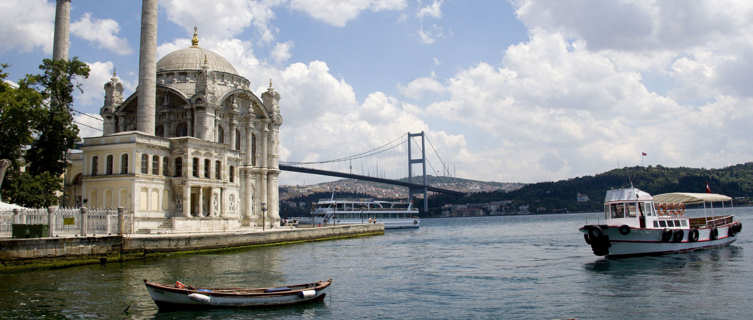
604,188,653,203
653,192,732,205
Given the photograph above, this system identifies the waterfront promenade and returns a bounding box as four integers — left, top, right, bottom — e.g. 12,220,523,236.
0,224,383,272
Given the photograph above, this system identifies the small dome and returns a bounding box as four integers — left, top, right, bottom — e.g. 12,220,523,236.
157,46,238,75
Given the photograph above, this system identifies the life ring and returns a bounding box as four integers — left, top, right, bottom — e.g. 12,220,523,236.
588,226,603,240
661,229,673,242
689,229,699,242
672,230,684,243
618,225,631,235
710,228,719,240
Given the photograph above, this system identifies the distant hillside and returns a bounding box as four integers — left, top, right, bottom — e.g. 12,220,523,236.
431,163,753,215
280,175,524,200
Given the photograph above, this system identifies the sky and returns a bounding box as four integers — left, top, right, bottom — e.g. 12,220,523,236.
2,0,753,186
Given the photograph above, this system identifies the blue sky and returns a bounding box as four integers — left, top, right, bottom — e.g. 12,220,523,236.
3,0,753,186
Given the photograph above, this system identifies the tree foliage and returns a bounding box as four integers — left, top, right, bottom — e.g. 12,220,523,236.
0,59,90,207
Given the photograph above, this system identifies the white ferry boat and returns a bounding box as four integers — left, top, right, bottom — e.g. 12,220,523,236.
580,187,742,258
311,198,420,229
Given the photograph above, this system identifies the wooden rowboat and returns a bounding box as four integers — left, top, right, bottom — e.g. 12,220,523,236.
144,279,332,309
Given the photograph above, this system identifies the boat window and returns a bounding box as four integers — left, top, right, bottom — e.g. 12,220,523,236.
659,220,666,227
680,220,687,227
653,221,659,228
667,220,675,227
604,205,610,220
640,202,653,216
610,203,625,219
626,203,638,217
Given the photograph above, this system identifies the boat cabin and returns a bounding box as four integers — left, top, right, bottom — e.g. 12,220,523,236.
603,188,658,229
604,188,734,230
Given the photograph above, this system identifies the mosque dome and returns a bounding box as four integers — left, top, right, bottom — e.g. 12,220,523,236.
157,46,238,75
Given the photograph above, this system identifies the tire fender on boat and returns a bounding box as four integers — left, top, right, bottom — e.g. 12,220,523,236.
588,226,603,240
299,290,316,298
710,228,719,240
661,229,673,242
672,230,684,243
618,225,631,235
689,229,699,242
188,293,211,304
584,233,592,245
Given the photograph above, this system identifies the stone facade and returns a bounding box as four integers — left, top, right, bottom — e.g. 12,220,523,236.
65,31,283,233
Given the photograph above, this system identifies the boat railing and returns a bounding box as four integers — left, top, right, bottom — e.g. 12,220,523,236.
689,215,733,229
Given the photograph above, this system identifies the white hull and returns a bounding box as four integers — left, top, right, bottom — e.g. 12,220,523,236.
581,224,740,258
333,218,420,229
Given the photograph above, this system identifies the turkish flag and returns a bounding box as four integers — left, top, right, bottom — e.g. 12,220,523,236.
705,183,711,193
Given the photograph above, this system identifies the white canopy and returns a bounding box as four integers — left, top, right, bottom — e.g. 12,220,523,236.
653,192,732,205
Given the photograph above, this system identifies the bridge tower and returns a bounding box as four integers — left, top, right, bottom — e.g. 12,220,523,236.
408,131,428,213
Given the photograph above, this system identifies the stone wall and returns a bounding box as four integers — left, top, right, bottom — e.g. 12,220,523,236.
0,224,383,272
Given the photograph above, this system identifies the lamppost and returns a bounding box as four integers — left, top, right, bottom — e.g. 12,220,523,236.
261,202,267,231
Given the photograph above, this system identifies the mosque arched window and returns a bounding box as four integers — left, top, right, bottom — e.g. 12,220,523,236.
176,122,188,137
152,155,159,175
175,157,183,177
141,154,149,174
204,159,211,178
163,157,169,176
106,155,113,175
217,126,225,144
121,154,128,174
192,158,199,177
91,156,99,176
235,129,241,150
251,133,257,166
215,160,221,180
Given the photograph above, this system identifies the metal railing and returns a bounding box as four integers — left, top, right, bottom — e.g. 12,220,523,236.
0,207,133,238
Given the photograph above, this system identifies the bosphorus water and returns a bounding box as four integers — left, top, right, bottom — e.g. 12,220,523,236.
1,208,751,319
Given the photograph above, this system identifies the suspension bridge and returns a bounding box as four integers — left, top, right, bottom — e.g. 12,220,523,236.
279,131,464,212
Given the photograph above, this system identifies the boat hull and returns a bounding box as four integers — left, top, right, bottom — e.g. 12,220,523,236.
581,223,740,258
144,280,331,309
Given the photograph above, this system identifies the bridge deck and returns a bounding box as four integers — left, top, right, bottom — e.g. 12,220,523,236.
279,165,464,195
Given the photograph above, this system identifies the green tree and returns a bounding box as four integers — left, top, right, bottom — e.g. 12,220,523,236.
25,58,89,176
0,59,90,207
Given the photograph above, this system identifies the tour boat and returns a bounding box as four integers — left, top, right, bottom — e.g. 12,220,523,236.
580,188,742,258
144,279,332,309
311,198,420,229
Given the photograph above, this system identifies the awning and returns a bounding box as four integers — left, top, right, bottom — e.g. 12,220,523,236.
653,192,732,205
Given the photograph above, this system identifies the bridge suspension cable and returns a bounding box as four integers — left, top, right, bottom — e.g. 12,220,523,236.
280,133,407,165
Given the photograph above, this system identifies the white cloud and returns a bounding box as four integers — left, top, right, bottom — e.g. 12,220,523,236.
0,0,54,54
161,0,279,42
74,113,103,138
418,24,444,44
289,0,407,27
75,61,115,109
514,0,753,52
71,13,132,55
270,41,294,64
417,0,443,19
398,77,445,100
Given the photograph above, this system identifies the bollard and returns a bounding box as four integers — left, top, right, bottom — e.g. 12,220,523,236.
80,207,88,236
47,206,57,237
117,207,125,235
